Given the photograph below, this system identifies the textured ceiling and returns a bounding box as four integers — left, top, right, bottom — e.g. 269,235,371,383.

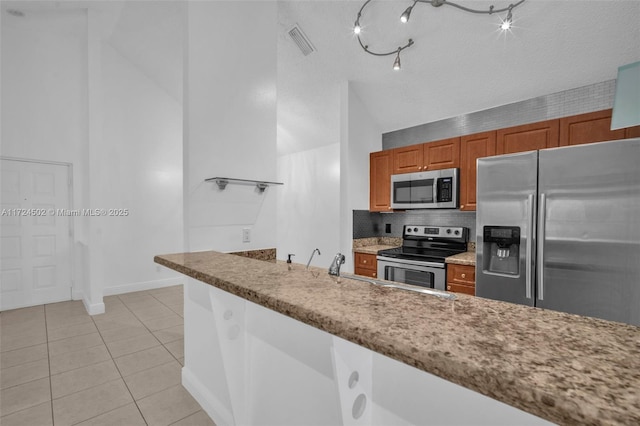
277,0,640,154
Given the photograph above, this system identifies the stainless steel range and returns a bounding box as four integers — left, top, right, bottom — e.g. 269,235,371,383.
377,225,468,291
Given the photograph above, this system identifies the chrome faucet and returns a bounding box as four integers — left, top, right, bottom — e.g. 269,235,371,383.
328,253,346,277
306,248,321,269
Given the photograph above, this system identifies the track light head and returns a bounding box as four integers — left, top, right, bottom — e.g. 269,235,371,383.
393,51,401,70
400,5,413,23
354,20,361,34
501,7,513,30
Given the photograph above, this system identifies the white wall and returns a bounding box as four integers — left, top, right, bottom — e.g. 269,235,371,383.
185,1,277,253
99,43,183,295
1,4,184,311
0,8,91,302
277,144,340,268
275,83,380,272
339,82,383,272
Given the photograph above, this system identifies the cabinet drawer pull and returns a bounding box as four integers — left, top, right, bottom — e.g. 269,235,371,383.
373,272,376,277
363,260,367,264
447,285,451,290
461,273,466,279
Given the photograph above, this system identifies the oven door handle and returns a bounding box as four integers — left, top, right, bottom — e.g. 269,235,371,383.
376,256,445,269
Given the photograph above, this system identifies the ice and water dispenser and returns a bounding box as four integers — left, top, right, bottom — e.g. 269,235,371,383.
482,226,520,275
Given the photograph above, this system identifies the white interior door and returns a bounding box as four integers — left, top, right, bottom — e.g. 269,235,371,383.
1,159,72,310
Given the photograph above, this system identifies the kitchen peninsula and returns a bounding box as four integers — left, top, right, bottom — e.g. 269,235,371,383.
155,250,640,425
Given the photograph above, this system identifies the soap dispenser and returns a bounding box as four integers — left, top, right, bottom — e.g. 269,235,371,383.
287,254,295,270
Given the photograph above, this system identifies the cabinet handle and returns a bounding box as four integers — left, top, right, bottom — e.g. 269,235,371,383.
447,285,451,291
460,205,465,209
461,273,466,279
363,260,367,264
373,272,377,277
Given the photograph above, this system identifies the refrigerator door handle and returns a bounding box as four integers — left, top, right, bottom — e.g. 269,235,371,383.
526,194,534,299
537,193,546,301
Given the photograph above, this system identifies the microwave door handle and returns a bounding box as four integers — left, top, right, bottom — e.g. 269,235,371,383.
433,178,438,203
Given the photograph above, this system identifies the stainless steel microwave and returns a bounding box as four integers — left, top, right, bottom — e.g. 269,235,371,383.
390,168,459,209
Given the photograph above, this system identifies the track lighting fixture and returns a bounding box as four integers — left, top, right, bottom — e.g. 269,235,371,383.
354,0,526,70
393,50,402,70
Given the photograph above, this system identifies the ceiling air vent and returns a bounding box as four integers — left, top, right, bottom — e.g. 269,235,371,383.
288,25,315,56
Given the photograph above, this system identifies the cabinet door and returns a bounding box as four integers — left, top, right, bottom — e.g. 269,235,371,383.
393,144,423,174
423,137,460,170
459,131,496,211
497,119,559,154
625,126,640,139
559,109,626,146
354,252,377,278
446,264,476,295
370,150,393,212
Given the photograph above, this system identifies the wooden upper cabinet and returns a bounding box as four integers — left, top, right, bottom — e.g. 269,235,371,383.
393,144,423,174
497,119,559,155
423,137,460,170
459,131,496,211
393,138,460,174
627,126,640,139
369,150,393,212
560,109,630,146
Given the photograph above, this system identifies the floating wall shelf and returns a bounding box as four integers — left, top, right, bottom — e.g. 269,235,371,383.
205,177,284,193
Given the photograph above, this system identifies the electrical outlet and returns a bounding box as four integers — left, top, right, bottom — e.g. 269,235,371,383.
242,228,251,243
385,223,391,233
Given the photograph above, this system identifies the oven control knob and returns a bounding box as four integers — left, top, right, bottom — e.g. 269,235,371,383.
413,227,418,232
407,228,412,233
446,229,451,234
454,230,460,235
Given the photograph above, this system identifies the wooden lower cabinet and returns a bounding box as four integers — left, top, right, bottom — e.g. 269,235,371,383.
446,263,476,296
354,252,377,278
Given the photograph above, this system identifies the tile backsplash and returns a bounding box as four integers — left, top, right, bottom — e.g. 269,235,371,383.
353,210,477,242
383,80,616,149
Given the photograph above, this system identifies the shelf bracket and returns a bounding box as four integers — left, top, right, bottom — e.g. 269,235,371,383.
205,177,284,193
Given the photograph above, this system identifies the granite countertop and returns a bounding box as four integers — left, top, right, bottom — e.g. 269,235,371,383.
353,245,397,255
155,250,640,425
352,237,401,255
445,251,476,266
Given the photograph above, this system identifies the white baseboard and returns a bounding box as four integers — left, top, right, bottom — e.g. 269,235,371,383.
82,297,105,315
103,277,184,296
182,367,234,426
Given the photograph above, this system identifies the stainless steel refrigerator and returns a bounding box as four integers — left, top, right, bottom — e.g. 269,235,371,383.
476,138,640,326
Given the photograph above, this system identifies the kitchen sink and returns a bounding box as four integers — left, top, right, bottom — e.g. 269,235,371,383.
340,274,456,300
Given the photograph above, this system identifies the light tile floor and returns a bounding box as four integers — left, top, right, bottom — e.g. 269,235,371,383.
0,285,216,426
